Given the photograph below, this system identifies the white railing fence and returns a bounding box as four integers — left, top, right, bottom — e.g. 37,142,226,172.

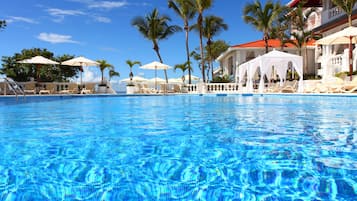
187,83,240,94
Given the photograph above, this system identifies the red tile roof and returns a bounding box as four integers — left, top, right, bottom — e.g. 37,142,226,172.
288,0,322,7
232,39,315,48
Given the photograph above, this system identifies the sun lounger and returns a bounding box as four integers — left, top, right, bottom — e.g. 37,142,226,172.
80,88,92,94
38,83,55,94
39,89,51,94
327,84,345,93
280,80,297,93
159,84,168,93
266,83,281,93
172,84,182,93
23,82,36,94
343,84,357,93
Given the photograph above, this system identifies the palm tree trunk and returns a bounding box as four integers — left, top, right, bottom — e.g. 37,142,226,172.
198,14,206,82
349,36,353,81
185,23,192,84
153,43,168,84
101,70,104,84
304,46,308,79
264,33,269,53
207,40,213,82
349,14,352,27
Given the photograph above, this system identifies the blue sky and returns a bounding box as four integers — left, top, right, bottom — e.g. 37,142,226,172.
0,0,289,83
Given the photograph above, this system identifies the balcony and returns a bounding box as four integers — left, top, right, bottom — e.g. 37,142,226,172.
321,5,357,25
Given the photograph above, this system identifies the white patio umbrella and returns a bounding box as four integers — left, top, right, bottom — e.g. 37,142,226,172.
184,74,200,82
61,56,99,85
18,56,59,81
168,78,182,84
140,61,172,90
147,77,166,84
316,26,357,80
121,76,147,83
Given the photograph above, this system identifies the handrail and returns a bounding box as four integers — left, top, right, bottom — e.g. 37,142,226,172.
4,77,25,99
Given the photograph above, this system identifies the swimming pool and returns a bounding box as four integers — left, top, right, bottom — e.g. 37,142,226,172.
0,95,356,200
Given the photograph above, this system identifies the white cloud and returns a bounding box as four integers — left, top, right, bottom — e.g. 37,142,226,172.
37,33,79,44
82,68,100,82
88,1,128,9
6,16,38,24
46,8,85,22
93,16,111,23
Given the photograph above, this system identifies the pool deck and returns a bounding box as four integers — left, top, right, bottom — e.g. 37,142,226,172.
1,92,357,99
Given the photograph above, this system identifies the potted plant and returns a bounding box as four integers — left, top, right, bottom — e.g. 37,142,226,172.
126,60,141,94
97,60,114,93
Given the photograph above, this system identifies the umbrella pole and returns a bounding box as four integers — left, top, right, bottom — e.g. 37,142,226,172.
349,36,353,81
36,64,40,82
155,67,157,91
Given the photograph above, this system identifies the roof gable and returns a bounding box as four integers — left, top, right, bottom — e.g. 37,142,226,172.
232,39,315,48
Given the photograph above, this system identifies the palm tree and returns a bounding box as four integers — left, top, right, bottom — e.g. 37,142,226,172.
132,9,181,83
109,69,120,81
168,0,196,84
288,3,317,77
270,4,291,51
243,0,281,53
206,40,229,78
97,60,114,85
0,20,6,30
192,0,212,83
174,62,191,83
200,15,228,81
331,0,357,80
126,60,141,82
332,0,357,26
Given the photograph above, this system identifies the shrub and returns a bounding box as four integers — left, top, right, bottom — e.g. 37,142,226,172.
211,75,232,83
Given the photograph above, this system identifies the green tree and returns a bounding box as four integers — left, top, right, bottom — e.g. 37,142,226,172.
243,0,281,53
1,48,79,82
208,40,230,60
332,0,357,26
56,54,80,82
174,61,193,83
0,20,6,30
109,69,120,81
168,0,196,84
200,15,228,81
126,60,141,81
97,60,114,85
192,0,212,83
270,4,291,50
288,2,317,76
206,40,229,79
132,9,181,83
190,50,202,70
331,0,357,80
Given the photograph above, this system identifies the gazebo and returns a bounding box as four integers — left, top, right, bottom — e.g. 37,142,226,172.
236,50,303,92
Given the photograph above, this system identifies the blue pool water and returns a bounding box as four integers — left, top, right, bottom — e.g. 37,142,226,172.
0,95,357,200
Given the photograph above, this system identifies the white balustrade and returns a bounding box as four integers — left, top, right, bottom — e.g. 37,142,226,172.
187,83,240,94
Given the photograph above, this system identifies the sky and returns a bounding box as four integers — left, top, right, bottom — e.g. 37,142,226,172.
0,0,290,84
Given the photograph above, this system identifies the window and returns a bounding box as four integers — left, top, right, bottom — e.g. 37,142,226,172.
228,56,234,75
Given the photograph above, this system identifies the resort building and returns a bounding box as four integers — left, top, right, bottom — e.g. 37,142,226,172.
216,0,321,81
312,0,357,78
216,39,316,80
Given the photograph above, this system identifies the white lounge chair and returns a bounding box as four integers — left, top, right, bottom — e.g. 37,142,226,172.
280,80,297,93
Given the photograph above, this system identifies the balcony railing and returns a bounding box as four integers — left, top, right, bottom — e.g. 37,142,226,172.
321,5,357,24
